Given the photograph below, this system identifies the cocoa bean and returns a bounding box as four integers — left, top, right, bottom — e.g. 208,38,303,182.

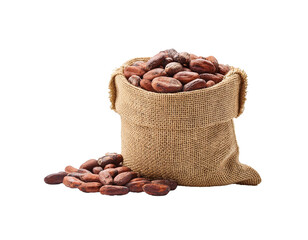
189,59,216,73
44,171,67,184
205,80,216,88
189,53,199,61
140,79,156,92
164,49,178,60
114,172,138,186
104,164,116,170
80,173,100,182
151,179,177,190
80,159,99,171
115,166,131,174
128,75,141,86
173,71,199,84
183,79,207,91
163,57,173,66
182,67,192,72
124,66,146,79
92,166,103,174
205,56,219,72
152,77,183,93
98,154,123,168
99,185,129,195
218,64,230,75
63,176,83,188
199,73,224,84
132,61,146,71
126,180,151,192
146,53,165,71
165,62,183,76
143,183,170,196
99,170,114,185
65,165,78,173
129,178,148,182
143,68,167,80
67,172,86,179
174,52,190,66
104,168,118,178
78,182,102,193
77,169,92,174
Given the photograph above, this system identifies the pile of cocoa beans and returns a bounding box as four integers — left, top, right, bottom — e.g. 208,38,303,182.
44,153,177,196
124,49,230,93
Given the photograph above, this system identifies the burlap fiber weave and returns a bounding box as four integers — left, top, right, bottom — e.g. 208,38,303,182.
109,57,261,186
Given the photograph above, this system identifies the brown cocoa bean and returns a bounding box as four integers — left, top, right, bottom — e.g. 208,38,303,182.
104,164,116,170
189,53,199,61
77,168,91,174
99,185,129,195
63,176,83,188
80,173,100,182
199,73,224,84
132,61,146,71
143,183,170,196
67,172,86,179
163,57,173,66
152,77,182,93
165,62,183,76
80,159,99,171
173,71,199,84
92,166,103,174
115,166,131,174
98,154,123,168
174,52,190,66
205,56,219,72
205,80,216,88
143,68,167,80
140,79,156,92
164,49,178,60
182,67,192,72
126,180,151,192
129,178,148,182
114,172,138,186
44,171,67,184
189,59,216,73
124,66,146,79
151,179,177,190
78,182,102,193
128,75,141,86
146,53,165,71
104,168,118,178
98,170,114,185
65,165,78,173
218,64,230,75
183,79,207,91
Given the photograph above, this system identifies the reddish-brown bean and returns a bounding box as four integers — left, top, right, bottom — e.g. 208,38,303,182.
124,66,146,79
152,77,183,93
183,79,207,91
44,172,67,184
140,79,156,92
99,170,114,185
189,59,216,73
63,176,83,188
173,71,199,84
92,166,103,174
80,159,99,171
114,172,138,186
143,183,170,196
78,182,102,193
151,179,178,190
80,173,100,182
99,185,129,195
143,68,167,80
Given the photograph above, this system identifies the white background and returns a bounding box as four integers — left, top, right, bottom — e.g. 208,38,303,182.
1,0,307,239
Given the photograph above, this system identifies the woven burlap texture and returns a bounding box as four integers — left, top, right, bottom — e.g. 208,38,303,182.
109,57,261,186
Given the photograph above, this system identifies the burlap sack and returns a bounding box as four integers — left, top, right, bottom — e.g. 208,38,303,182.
109,57,261,186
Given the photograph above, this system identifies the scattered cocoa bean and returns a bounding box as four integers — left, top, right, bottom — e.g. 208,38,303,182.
92,166,103,174
98,170,114,185
114,172,138,186
104,164,116,170
44,172,67,184
80,173,100,182
129,178,148,182
99,185,129,195
143,183,170,196
152,77,183,93
104,168,118,178
115,166,131,174
98,154,123,168
151,179,177,190
65,165,78,173
126,180,151,192
78,182,102,193
67,172,86,179
80,159,99,171
63,176,83,188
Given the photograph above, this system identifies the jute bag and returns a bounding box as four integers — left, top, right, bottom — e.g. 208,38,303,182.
109,57,261,186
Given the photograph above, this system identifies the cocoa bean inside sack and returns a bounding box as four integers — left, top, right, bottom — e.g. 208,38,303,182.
124,49,230,93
